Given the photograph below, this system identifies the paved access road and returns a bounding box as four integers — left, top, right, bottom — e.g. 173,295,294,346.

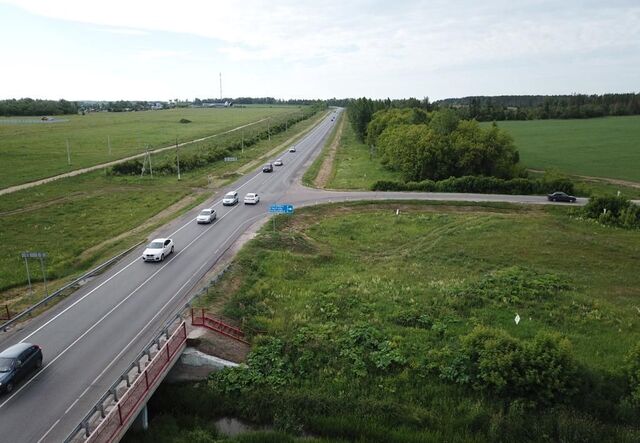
0,107,598,442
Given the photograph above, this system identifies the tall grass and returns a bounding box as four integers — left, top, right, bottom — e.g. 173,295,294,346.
146,201,640,442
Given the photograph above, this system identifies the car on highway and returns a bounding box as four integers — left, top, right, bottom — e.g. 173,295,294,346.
222,191,239,205
244,193,260,205
0,343,43,394
547,192,577,203
262,163,273,173
142,238,174,262
274,159,283,166
196,208,216,224
289,146,296,152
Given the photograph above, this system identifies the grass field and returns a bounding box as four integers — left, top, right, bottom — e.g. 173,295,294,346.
492,115,640,182
137,201,640,442
0,106,303,189
0,108,326,313
327,120,401,189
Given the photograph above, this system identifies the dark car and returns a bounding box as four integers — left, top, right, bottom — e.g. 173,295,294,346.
0,343,43,394
547,192,577,203
262,163,273,173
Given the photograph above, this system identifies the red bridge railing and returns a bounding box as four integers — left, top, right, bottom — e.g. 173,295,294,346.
86,321,187,443
191,308,249,344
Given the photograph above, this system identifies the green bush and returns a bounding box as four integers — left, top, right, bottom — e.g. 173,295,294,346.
440,326,579,405
584,196,640,228
371,176,575,195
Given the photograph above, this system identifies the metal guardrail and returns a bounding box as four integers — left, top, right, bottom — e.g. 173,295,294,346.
65,314,186,443
1,241,143,332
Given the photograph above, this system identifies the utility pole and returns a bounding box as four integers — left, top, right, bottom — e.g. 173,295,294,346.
66,139,71,165
219,72,222,100
176,137,181,180
108,135,111,156
241,130,244,154
148,148,153,177
268,118,271,141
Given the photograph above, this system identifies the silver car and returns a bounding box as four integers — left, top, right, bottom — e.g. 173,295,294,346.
196,208,216,224
222,191,239,206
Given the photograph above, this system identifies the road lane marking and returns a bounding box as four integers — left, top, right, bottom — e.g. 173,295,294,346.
1,204,242,410
37,419,61,443
32,212,267,441
18,135,287,344
4,113,337,433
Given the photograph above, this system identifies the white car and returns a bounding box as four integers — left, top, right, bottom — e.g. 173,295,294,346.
244,193,260,205
222,191,239,206
289,146,296,152
196,208,216,224
142,238,174,262
274,159,283,166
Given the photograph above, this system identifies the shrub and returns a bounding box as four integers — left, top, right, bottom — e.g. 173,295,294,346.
371,176,575,195
584,196,640,228
439,326,579,405
179,118,191,123
584,195,630,219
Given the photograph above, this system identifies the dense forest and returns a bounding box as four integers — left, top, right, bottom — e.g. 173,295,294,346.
0,98,78,116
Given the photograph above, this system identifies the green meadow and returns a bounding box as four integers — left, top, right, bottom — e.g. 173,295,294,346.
136,201,640,442
0,106,302,189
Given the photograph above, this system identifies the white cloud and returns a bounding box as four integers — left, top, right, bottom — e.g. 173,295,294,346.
5,0,638,67
1,0,639,99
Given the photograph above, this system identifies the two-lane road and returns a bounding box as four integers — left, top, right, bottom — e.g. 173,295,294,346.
0,110,342,443
0,106,609,442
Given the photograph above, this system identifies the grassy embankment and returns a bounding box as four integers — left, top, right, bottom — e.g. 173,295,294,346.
0,106,326,314
315,114,640,198
132,201,640,442
0,106,299,189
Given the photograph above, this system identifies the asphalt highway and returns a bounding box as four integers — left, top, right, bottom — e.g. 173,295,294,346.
0,107,614,442
0,110,341,442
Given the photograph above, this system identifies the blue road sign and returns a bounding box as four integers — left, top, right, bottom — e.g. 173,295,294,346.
269,204,294,214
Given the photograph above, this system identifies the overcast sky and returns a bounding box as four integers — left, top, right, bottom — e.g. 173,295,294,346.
1,0,638,101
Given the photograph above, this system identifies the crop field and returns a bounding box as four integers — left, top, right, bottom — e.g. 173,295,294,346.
0,105,303,189
0,108,326,313
493,115,640,182
137,201,640,442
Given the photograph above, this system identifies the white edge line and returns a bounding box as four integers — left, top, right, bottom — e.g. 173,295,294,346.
33,211,268,441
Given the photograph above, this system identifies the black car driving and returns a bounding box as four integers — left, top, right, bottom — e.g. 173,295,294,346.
0,343,43,394
547,192,577,203
262,163,274,173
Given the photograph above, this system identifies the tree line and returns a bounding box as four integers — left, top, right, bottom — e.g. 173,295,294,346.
347,99,521,183
437,93,640,121
0,98,78,116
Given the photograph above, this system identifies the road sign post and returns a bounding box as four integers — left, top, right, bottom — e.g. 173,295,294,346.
268,204,295,232
21,251,48,296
